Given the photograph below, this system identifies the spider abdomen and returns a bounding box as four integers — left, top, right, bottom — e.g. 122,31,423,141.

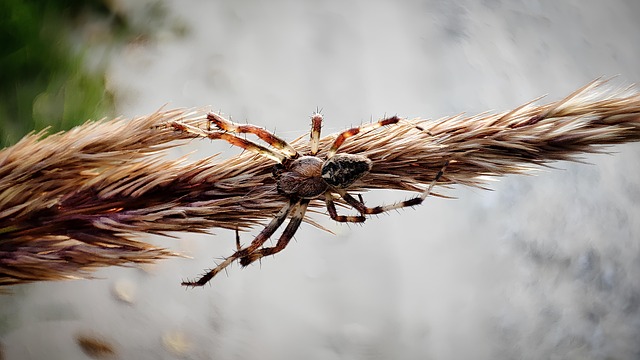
321,154,372,189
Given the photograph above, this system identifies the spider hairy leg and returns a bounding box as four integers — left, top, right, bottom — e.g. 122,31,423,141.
327,116,401,158
235,229,241,251
239,200,310,266
181,201,295,287
324,192,365,222
168,120,285,163
310,113,323,156
337,161,449,215
207,113,298,157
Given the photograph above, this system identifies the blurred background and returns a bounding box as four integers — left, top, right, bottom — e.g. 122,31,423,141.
1,1,640,359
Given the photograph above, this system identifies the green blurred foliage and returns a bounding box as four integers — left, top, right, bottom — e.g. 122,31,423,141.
0,0,118,147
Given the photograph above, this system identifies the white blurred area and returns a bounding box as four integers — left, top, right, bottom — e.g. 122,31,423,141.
3,1,640,359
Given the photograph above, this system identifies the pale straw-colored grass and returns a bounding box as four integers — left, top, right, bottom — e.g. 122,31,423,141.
1,79,639,285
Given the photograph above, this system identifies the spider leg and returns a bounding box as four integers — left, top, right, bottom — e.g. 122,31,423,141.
239,199,310,266
324,192,365,222
168,120,285,163
327,116,401,158
181,200,295,287
309,112,323,156
337,161,449,215
207,113,298,158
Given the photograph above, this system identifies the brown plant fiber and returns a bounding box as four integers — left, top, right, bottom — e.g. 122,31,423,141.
1,79,639,285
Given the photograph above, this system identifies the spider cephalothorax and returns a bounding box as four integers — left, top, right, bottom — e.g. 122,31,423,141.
169,112,447,286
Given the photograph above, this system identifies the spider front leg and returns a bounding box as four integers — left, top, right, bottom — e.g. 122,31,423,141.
207,113,298,158
309,112,323,156
238,200,310,267
168,120,285,163
181,200,295,287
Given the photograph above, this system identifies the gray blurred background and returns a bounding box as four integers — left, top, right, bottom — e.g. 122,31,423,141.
3,1,640,359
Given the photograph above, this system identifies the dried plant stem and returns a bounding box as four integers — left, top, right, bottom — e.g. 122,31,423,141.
1,79,639,286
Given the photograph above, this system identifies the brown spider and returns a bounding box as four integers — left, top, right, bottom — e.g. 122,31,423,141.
170,112,447,287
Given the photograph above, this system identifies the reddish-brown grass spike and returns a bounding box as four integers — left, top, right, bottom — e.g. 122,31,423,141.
3,79,640,286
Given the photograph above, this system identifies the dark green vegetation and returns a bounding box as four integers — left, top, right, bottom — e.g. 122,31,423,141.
0,0,175,147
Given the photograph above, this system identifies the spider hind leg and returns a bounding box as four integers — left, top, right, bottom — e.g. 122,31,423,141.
325,192,366,223
336,161,449,217
181,201,295,287
239,200,310,266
